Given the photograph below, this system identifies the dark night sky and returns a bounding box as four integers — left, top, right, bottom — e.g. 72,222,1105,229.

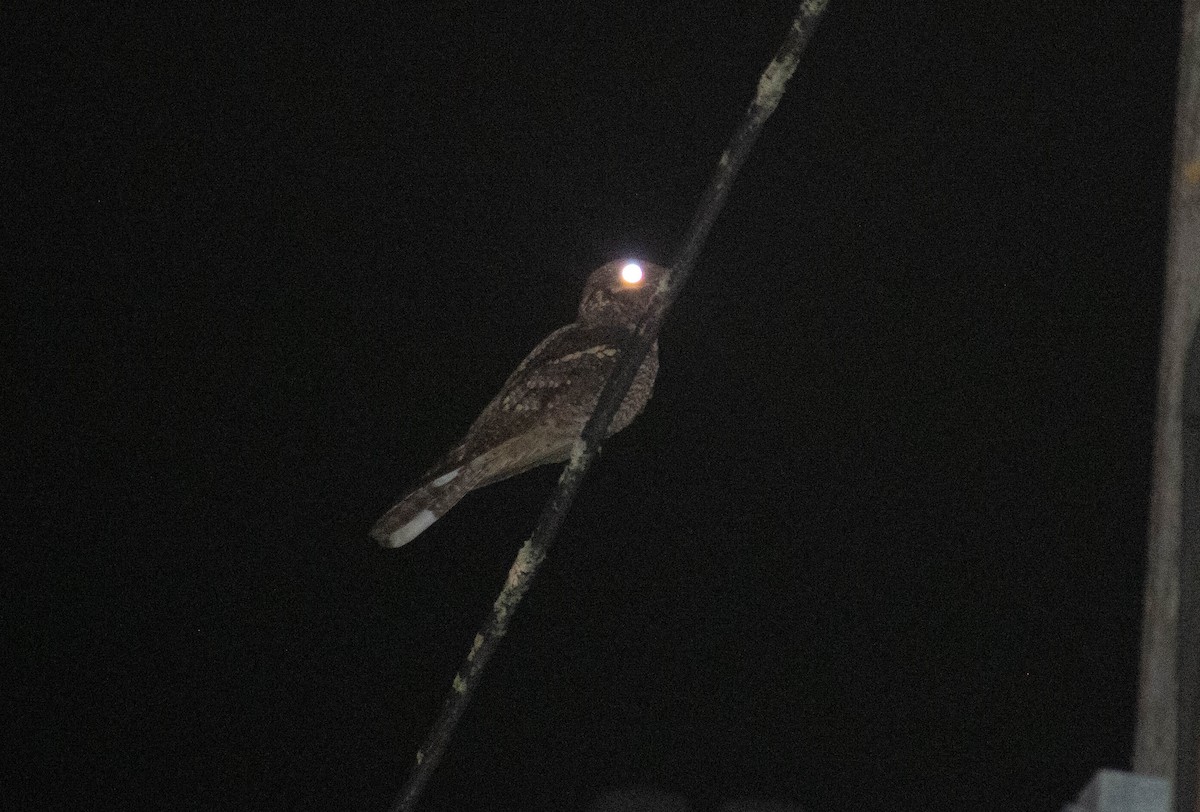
8,2,1182,810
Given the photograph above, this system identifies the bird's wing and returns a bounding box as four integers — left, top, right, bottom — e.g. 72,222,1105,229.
455,322,635,466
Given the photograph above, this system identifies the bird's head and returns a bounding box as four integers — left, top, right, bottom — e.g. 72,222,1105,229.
577,260,667,329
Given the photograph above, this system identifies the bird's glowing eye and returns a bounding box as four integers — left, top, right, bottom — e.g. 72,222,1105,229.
620,262,644,285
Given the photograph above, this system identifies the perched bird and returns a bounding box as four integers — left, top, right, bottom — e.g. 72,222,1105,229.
371,259,665,548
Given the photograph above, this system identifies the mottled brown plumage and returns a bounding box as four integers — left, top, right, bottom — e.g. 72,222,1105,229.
371,260,664,548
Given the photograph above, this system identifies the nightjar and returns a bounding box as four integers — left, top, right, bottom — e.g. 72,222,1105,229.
371,260,664,548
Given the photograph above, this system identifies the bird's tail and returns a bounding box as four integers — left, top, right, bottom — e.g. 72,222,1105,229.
370,464,471,548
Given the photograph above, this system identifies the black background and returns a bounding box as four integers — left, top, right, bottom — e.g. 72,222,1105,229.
8,2,1181,810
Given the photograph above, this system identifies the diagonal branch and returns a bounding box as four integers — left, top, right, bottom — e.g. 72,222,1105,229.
388,3,829,810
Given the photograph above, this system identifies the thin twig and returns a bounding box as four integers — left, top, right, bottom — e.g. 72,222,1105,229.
388,4,828,809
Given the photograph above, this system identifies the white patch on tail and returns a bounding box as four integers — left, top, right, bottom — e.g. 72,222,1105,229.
387,509,438,548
